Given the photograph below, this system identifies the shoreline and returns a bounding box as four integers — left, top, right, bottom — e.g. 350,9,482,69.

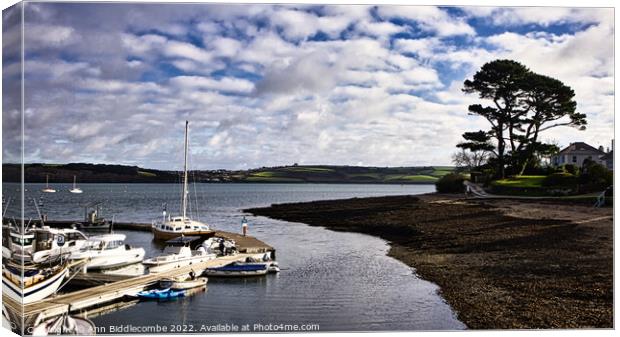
245,193,613,329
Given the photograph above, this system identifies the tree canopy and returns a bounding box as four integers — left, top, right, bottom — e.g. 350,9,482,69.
461,59,586,178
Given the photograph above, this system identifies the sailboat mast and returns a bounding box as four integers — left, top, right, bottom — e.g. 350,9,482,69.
46,175,49,188
181,120,189,219
73,176,76,189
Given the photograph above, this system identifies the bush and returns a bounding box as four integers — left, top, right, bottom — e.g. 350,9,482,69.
435,173,466,193
563,164,579,175
579,163,613,189
542,172,578,187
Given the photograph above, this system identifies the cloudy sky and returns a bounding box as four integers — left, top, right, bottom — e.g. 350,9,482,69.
2,2,614,170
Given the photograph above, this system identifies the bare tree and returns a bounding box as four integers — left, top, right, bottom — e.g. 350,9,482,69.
452,149,490,172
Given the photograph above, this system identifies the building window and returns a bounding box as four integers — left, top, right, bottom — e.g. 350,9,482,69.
572,156,577,163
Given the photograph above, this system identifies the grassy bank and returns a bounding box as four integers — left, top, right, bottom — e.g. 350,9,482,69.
245,194,612,329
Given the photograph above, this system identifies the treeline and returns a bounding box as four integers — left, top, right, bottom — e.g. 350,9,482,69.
2,163,178,183
2,163,453,184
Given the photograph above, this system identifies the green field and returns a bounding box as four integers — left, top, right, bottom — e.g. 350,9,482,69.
243,165,454,184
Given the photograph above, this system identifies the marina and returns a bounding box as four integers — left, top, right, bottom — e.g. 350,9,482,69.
2,226,276,330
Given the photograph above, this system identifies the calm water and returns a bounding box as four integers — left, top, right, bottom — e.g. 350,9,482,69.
3,183,465,331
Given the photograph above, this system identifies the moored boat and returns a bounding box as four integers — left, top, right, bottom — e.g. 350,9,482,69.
41,175,57,193
69,234,145,271
2,261,69,304
240,259,281,273
69,176,83,194
142,236,216,273
201,237,237,256
151,121,214,241
24,227,89,264
203,261,268,277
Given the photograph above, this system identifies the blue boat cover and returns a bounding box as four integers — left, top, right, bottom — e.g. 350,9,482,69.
207,263,266,272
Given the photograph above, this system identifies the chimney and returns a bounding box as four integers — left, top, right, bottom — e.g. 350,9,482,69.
599,145,605,152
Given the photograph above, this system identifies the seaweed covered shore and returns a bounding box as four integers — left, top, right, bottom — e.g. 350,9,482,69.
245,194,613,329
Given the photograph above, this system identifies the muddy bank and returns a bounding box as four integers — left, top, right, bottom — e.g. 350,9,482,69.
245,194,613,329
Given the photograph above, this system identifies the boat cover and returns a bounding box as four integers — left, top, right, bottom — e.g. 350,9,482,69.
207,263,267,272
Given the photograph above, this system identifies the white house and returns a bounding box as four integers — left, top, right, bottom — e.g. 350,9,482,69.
552,142,611,168
600,151,613,170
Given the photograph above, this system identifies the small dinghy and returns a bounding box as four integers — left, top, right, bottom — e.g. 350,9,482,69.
31,314,96,335
204,261,268,277
136,288,186,300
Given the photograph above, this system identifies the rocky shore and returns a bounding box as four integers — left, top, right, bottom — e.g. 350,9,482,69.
245,194,613,329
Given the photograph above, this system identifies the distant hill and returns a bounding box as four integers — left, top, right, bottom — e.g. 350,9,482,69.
2,163,454,184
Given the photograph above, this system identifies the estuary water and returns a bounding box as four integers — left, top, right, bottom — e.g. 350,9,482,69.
3,183,465,331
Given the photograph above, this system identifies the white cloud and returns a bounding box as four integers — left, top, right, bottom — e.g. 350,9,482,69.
464,7,613,27
209,37,243,58
269,8,352,41
377,6,475,36
163,40,213,63
25,23,80,48
7,3,613,169
170,76,255,94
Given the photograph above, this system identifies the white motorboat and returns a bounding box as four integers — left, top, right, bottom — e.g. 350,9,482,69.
68,176,83,194
41,175,56,193
31,314,96,335
152,121,213,241
201,237,237,256
70,234,145,271
23,227,89,264
143,236,216,273
2,261,68,304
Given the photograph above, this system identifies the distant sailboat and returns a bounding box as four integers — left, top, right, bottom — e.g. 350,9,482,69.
69,176,83,194
41,175,56,193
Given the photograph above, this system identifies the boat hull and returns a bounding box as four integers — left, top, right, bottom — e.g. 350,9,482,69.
152,229,214,241
71,248,145,271
203,269,268,277
2,266,68,304
143,254,216,273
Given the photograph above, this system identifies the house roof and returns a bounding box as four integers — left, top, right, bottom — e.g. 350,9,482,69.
558,142,606,155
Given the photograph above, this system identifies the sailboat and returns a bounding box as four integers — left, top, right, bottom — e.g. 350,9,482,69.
152,121,213,241
41,175,56,193
69,176,83,194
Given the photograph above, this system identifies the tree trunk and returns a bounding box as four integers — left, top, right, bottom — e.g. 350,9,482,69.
496,124,505,179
